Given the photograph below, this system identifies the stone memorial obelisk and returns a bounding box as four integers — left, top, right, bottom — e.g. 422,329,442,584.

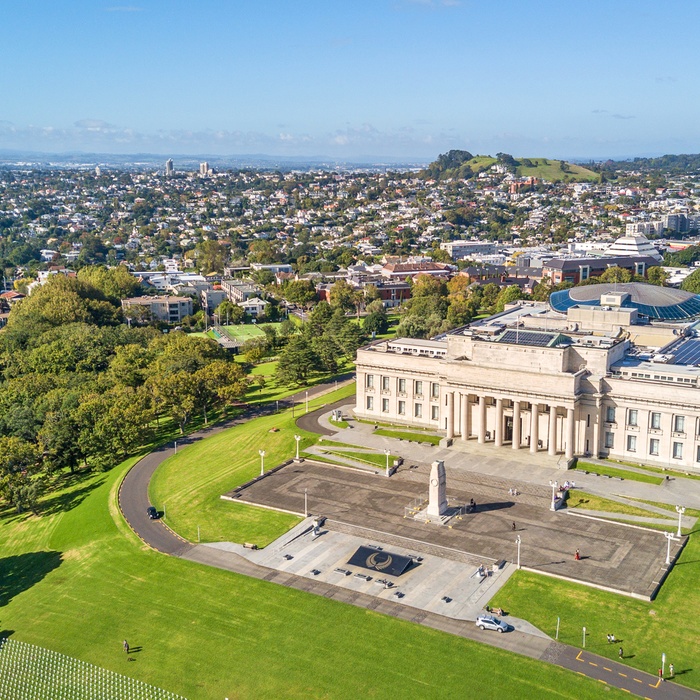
426,460,447,517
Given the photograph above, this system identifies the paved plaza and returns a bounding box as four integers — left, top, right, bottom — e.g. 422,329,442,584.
225,457,680,600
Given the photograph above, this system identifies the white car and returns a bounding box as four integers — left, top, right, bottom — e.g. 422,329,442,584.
475,614,510,633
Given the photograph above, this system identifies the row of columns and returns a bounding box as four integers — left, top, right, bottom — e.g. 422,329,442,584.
444,390,576,459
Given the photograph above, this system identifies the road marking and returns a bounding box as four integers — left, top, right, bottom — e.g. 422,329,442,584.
621,689,630,694
603,667,612,672
633,678,643,683
618,673,627,677
588,662,598,667
597,679,608,685
576,651,584,662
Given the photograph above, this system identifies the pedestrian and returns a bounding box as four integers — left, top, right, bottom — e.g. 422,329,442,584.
511,522,516,531
610,633,616,643
618,647,623,659
658,668,664,682
123,639,129,654
575,549,581,561
669,663,674,678
606,634,611,644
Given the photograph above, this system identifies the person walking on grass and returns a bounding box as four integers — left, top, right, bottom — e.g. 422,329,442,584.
123,640,129,654
670,663,674,679
618,647,623,659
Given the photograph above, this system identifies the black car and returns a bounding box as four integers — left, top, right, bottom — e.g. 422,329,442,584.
146,506,159,520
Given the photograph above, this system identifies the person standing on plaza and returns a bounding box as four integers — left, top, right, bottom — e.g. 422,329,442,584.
575,549,581,560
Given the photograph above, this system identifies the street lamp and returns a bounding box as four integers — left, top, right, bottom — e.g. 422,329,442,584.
294,434,301,460
259,449,266,476
515,535,522,569
304,488,308,517
305,390,309,414
676,505,686,537
665,531,679,565
384,449,391,477
549,480,559,511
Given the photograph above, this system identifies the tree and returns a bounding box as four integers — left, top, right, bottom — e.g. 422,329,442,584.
599,266,633,284
329,279,357,314
215,300,245,325
77,265,142,302
646,266,668,287
147,371,198,434
0,436,44,513
363,311,388,335
283,280,316,308
197,240,227,275
241,337,267,364
194,361,248,423
274,336,317,386
494,285,523,313
681,269,700,294
411,274,447,298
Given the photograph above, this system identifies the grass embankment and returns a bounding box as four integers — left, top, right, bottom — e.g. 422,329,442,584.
491,532,700,691
318,449,399,469
607,458,700,481
0,404,626,698
574,461,664,485
374,428,442,445
149,383,356,545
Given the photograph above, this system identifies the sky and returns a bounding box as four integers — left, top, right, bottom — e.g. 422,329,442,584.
1,0,698,161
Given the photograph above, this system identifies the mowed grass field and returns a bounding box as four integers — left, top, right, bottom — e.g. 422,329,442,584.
492,531,700,690
219,322,284,342
0,400,628,699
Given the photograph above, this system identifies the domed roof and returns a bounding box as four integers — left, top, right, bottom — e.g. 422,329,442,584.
550,282,700,321
606,234,663,262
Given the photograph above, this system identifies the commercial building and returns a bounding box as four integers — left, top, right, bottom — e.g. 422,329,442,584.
354,283,700,471
121,295,192,323
439,240,497,260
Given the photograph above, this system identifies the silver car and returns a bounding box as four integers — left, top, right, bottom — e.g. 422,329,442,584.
475,614,509,633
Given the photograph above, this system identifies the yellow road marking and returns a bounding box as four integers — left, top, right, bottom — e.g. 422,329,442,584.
633,678,643,683
618,672,627,678
576,672,587,677
589,662,598,667
598,679,608,685
576,651,584,662
603,667,612,672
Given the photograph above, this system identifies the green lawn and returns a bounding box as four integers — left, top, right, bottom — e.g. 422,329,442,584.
219,322,284,342
0,417,628,699
319,449,399,469
149,384,356,545
491,532,700,691
574,461,664,485
568,491,674,519
374,428,443,445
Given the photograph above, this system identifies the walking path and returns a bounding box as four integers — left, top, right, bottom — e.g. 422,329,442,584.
119,382,700,700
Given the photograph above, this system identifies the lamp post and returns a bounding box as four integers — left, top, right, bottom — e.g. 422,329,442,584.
304,488,308,517
294,434,301,460
384,449,391,477
305,390,309,414
516,535,522,569
676,505,686,537
549,480,558,511
582,626,586,648
174,440,177,454
665,531,679,565
259,449,266,476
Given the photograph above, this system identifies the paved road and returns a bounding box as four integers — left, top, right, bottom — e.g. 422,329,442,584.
118,383,699,700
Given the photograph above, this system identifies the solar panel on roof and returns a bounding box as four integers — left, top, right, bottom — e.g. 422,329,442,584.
498,330,555,347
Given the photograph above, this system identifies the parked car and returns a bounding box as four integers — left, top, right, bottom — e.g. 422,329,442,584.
146,506,159,520
475,615,509,633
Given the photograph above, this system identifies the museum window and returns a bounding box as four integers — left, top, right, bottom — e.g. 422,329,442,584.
414,380,423,397
398,378,406,393
431,383,440,399
431,405,439,421
398,400,406,415
382,398,389,413
674,415,685,434
381,376,390,391
626,435,637,452
366,396,374,411
650,412,661,430
697,445,700,463
366,374,374,389
605,406,616,423
627,409,638,427
649,438,660,456
414,403,423,418
673,442,683,459
604,432,614,448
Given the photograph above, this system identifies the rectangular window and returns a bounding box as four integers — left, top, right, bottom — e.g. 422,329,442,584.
431,382,440,398
650,412,661,430
431,405,439,421
587,414,591,428
606,406,616,423
674,415,685,433
604,432,614,448
398,400,406,415
697,445,700,463
673,441,683,459
366,396,374,410
627,409,638,427
381,376,390,391
382,398,389,413
626,435,637,452
398,378,406,393
366,374,374,389
414,381,423,397
414,403,423,418
650,438,660,456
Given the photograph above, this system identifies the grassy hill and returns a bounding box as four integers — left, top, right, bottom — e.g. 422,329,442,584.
515,157,599,182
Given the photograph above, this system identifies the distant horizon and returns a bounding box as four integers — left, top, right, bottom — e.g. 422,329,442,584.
2,2,700,160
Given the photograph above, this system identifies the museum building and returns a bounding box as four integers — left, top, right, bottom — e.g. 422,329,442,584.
354,283,700,470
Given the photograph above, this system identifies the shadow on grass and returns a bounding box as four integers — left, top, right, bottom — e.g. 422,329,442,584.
39,474,107,516
0,551,62,607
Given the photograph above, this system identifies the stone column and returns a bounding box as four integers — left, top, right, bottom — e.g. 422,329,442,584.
530,403,539,453
460,393,469,440
478,395,487,444
565,407,576,459
446,391,455,440
512,400,521,450
548,406,558,456
591,401,601,458
494,398,504,447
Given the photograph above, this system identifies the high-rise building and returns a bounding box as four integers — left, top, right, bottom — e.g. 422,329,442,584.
165,159,174,176
199,162,210,176
94,166,101,177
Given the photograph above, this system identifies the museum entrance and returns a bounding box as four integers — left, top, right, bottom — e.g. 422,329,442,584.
505,416,513,443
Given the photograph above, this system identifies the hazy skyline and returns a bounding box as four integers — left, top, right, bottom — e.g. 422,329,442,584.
1,0,698,160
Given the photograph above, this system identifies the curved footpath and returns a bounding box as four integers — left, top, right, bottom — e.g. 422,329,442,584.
119,380,698,700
